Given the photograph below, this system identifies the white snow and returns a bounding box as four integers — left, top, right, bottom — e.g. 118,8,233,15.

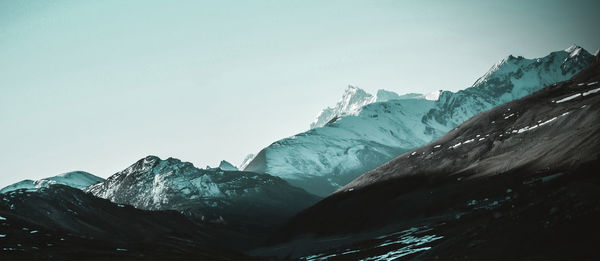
463,139,474,144
450,142,462,149
0,216,6,221
555,93,581,103
424,90,442,101
504,113,515,119
587,81,598,86
433,145,441,149
583,87,600,96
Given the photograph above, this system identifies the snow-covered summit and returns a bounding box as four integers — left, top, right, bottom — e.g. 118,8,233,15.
0,171,104,194
310,86,438,129
85,156,319,213
310,86,373,129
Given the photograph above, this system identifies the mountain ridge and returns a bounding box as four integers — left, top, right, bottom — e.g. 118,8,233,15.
244,46,595,196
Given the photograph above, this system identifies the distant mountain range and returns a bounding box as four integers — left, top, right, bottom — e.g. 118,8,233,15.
244,45,595,196
0,171,104,194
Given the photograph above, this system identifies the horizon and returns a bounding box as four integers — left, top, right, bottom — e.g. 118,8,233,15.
2,0,600,187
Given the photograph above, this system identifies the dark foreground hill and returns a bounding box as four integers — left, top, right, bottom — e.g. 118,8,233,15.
0,185,254,260
257,59,600,260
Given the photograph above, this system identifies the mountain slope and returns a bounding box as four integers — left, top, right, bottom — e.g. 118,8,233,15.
245,46,594,196
0,171,104,194
246,98,436,196
259,61,600,260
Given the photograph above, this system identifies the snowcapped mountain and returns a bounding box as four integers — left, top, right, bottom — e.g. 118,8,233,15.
244,46,595,196
86,156,319,222
0,171,104,194
310,86,440,129
423,45,595,137
245,98,436,196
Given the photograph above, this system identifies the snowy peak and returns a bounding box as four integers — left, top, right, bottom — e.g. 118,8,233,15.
0,171,104,194
425,45,595,136
311,86,437,128
86,155,319,212
310,85,374,129
239,153,256,170
473,46,592,87
218,160,238,171
565,44,583,55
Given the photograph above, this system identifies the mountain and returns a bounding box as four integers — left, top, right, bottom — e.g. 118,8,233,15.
245,98,437,196
0,171,104,194
218,160,238,171
85,155,320,250
0,184,250,260
422,45,595,137
310,86,440,129
239,153,256,170
258,61,600,260
244,46,595,196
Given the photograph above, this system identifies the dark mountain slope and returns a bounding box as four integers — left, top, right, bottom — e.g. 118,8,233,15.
258,60,600,260
0,185,252,260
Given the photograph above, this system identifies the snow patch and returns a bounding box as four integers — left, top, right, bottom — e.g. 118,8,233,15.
555,93,581,103
583,87,600,96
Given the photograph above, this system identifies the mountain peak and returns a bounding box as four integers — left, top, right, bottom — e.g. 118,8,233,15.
218,160,238,171
1,171,104,194
342,85,370,99
564,45,584,58
310,85,374,128
565,44,583,53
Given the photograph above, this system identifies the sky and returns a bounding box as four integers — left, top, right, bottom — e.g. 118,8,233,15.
1,0,599,187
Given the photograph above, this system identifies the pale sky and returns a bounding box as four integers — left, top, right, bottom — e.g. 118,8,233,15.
1,0,599,187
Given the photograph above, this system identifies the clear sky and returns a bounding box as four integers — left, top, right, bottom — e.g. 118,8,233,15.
1,0,599,187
